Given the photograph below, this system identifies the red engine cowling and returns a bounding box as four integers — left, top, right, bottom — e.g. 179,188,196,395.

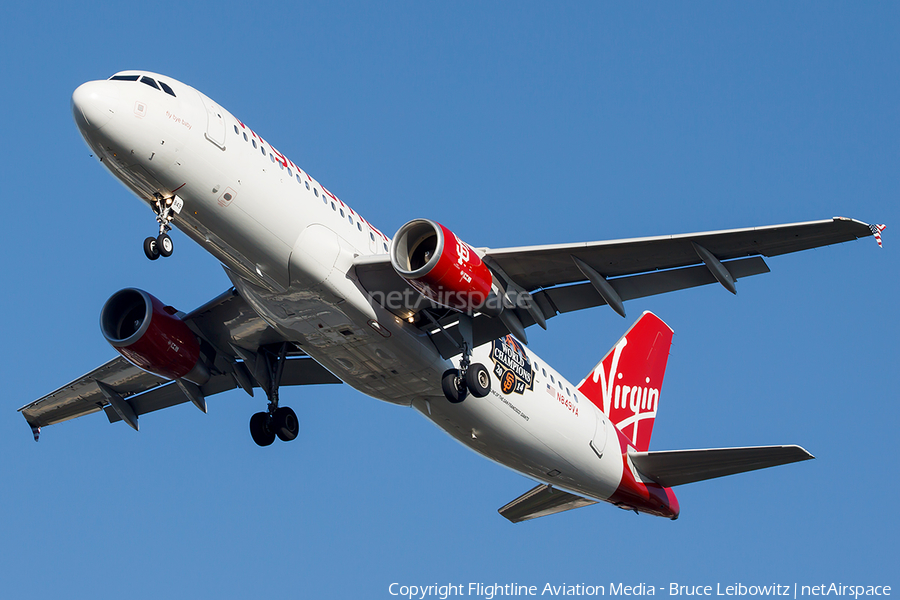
100,288,209,384
390,219,494,313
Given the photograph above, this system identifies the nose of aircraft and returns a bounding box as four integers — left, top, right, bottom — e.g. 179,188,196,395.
72,81,119,132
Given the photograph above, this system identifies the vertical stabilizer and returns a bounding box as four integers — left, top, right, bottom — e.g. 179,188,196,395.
576,312,673,452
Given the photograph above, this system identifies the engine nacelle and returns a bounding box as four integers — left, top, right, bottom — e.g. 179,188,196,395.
100,288,209,384
390,219,494,313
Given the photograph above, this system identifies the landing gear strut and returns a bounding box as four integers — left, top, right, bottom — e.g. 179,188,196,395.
143,193,178,260
248,343,300,446
438,317,491,403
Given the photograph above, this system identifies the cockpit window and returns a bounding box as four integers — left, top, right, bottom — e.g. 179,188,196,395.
108,74,177,97
158,81,176,97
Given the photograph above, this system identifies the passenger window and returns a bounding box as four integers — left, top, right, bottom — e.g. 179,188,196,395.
287,168,292,177
542,368,547,377
340,208,345,217
357,221,362,231
234,125,240,135
383,243,388,252
370,232,375,241
314,189,318,197
243,132,248,142
550,374,555,383
252,139,257,149
140,76,160,90
305,181,310,190
261,146,266,156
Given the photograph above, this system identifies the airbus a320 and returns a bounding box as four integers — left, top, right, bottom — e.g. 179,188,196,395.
20,71,885,522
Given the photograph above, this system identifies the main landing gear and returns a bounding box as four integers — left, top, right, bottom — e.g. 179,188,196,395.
249,406,299,447
440,336,491,404
247,343,300,447
426,313,492,404
143,193,177,261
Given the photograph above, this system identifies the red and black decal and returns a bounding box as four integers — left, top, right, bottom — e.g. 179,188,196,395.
490,335,534,395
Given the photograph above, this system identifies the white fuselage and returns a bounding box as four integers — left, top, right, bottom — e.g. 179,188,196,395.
72,72,628,504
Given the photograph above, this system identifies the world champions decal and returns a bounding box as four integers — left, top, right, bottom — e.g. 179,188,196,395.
491,335,535,395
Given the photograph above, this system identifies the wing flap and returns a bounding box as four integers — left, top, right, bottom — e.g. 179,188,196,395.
103,357,342,424
498,484,597,523
629,445,815,488
427,256,769,359
546,256,769,315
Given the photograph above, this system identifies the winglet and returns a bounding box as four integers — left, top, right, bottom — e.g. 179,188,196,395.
28,422,40,442
869,223,886,248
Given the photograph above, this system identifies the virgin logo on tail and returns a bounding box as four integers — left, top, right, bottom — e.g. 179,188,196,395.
577,312,673,452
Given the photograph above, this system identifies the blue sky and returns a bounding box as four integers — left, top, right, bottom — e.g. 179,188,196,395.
1,2,897,598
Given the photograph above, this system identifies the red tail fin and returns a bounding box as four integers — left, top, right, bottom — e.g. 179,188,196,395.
576,312,674,452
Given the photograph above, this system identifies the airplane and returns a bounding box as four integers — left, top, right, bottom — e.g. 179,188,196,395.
19,70,885,522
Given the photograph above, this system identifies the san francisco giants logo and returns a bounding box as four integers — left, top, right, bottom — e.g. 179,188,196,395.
501,371,517,394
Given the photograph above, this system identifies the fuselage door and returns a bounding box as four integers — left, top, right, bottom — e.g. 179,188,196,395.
200,93,227,149
590,411,608,459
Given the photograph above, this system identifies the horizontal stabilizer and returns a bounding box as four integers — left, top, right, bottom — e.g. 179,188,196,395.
629,445,814,488
499,484,597,523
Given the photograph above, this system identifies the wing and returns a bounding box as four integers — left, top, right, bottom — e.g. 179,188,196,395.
19,289,341,439
629,445,814,488
355,217,876,357
484,216,872,290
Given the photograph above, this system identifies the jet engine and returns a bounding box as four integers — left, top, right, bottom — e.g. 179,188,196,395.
100,288,209,384
390,219,495,313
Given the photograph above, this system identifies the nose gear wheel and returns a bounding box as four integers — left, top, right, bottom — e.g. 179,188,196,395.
143,193,177,260
143,237,160,260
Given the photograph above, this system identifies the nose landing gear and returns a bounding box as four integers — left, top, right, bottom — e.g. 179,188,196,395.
143,193,180,260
